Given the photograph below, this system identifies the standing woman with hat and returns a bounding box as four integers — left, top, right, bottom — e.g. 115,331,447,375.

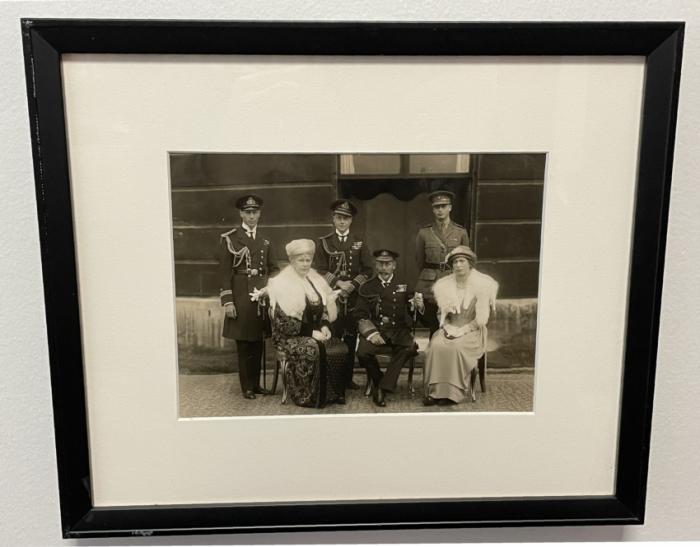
423,246,498,406
267,239,348,408
415,190,470,336
218,194,279,400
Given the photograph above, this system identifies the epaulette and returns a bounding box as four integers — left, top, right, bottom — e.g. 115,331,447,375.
452,222,465,229
220,227,237,238
319,232,334,240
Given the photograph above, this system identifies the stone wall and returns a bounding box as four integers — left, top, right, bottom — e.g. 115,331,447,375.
176,297,537,373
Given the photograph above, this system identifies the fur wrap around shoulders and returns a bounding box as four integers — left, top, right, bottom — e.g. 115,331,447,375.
267,265,338,322
432,269,499,327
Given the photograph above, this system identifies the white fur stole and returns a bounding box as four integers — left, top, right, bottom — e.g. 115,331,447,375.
267,266,338,322
432,269,499,327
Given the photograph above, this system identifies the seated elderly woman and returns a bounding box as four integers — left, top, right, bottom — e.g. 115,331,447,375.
266,239,348,408
423,245,498,406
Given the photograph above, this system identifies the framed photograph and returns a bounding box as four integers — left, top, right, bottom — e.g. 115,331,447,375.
23,20,683,537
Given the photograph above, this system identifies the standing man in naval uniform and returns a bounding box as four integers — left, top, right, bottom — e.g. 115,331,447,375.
354,249,424,407
218,194,279,400
415,190,470,335
314,199,373,389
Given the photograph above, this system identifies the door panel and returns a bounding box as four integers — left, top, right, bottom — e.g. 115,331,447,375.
342,180,470,287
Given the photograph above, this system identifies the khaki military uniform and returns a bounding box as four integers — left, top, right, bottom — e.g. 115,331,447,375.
414,221,469,332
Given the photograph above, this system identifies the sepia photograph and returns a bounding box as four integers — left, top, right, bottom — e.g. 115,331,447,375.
16,15,687,537
173,153,543,416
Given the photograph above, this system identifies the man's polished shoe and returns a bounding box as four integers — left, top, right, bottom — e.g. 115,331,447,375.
243,390,256,400
253,386,272,395
336,396,346,405
422,396,437,406
346,380,361,390
373,387,386,407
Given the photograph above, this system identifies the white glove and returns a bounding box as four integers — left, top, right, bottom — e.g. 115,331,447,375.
368,332,386,346
249,287,267,302
410,292,425,314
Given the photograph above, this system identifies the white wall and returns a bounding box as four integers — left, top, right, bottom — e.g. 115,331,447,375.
1,1,698,545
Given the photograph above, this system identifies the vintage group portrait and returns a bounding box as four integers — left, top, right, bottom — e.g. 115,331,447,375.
23,18,682,534
173,152,543,416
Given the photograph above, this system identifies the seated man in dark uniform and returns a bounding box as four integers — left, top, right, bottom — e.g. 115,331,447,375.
353,249,424,407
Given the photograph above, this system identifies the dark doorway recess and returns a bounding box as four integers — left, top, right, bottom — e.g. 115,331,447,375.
339,176,471,285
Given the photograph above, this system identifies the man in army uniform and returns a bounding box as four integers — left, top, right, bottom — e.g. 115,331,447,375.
218,194,279,400
354,249,424,407
415,190,470,335
314,199,373,389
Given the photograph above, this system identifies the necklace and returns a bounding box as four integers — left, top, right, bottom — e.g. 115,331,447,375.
305,279,320,304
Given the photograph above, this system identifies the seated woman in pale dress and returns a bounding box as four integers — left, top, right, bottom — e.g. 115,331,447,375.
423,246,498,406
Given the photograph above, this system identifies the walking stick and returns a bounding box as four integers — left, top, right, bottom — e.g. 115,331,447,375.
257,295,268,392
408,293,419,396
338,292,354,386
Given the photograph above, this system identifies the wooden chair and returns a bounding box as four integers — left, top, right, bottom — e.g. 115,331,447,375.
275,337,352,405
363,351,485,401
363,345,420,397
467,326,490,401
255,342,287,402
274,350,289,404
420,332,488,403
475,327,489,394
467,353,487,402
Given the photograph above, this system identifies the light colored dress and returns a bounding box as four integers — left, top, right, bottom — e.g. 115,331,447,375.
424,270,498,403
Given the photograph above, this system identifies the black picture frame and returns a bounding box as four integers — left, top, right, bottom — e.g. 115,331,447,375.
22,20,683,538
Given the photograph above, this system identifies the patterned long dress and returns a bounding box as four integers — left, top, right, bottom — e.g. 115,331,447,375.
271,284,347,408
424,292,486,403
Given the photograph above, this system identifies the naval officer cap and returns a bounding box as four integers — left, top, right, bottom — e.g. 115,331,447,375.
235,194,264,211
428,190,455,206
446,245,477,266
330,199,358,217
373,249,400,262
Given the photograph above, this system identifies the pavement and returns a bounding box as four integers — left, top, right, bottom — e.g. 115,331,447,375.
179,369,534,417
